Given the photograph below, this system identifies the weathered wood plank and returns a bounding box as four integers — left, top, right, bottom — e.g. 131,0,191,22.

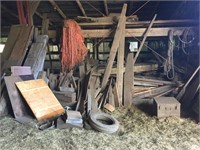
81,27,195,38
11,66,32,76
1,25,22,66
2,26,33,75
181,75,200,108
101,4,127,90
113,84,119,107
108,83,115,107
124,53,134,107
78,20,198,27
97,63,158,74
76,0,87,17
116,13,125,106
4,75,34,123
103,0,109,16
90,76,98,112
48,0,67,19
176,66,200,101
87,89,92,114
24,35,48,79
133,14,157,64
133,85,173,99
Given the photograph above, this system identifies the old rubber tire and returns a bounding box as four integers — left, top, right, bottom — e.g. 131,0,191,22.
88,112,119,134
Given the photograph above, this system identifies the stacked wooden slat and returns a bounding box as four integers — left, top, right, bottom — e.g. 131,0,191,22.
0,25,34,116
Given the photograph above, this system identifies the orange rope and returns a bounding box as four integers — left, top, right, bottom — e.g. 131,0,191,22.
61,19,88,72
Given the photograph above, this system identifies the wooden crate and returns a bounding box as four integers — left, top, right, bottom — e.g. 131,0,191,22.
154,97,180,118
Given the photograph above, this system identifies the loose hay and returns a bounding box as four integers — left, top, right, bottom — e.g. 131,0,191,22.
0,106,200,150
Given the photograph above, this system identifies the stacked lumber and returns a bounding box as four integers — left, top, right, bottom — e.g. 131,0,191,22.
0,25,34,116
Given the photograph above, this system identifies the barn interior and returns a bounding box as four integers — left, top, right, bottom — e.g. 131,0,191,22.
0,0,200,149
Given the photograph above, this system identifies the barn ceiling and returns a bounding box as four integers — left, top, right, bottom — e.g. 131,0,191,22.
1,1,199,31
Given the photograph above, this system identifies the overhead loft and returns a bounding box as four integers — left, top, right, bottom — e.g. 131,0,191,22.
1,1,199,34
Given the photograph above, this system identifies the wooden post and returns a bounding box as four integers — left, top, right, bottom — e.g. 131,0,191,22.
124,53,134,107
101,3,127,91
116,15,125,106
41,14,52,71
41,14,49,35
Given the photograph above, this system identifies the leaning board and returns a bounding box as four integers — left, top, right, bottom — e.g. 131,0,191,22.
15,79,64,121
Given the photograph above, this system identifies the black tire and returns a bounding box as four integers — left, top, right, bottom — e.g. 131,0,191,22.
88,112,119,134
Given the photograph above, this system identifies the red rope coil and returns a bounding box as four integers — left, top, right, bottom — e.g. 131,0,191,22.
61,19,88,72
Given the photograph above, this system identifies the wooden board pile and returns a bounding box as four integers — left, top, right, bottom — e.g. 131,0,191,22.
0,25,48,116
38,70,77,108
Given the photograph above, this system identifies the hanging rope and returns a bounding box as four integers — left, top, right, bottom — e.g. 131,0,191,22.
61,19,88,72
164,30,175,80
178,28,195,55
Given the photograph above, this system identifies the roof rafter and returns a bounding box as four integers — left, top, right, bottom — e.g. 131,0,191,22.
76,0,87,17
1,5,19,19
103,0,109,16
35,12,54,26
1,4,54,26
48,0,67,19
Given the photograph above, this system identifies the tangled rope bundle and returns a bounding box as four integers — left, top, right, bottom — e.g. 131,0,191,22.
61,19,88,72
164,30,175,80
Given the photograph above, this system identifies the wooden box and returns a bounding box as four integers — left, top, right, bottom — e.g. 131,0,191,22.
154,97,180,118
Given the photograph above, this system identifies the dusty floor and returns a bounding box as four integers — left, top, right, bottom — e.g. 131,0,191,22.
0,106,200,150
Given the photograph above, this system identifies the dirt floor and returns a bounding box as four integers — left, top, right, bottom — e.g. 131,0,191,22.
0,105,200,150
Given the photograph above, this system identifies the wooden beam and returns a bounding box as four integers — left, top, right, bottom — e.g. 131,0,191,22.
76,0,87,17
133,85,173,99
22,26,195,39
78,19,198,27
48,0,67,19
97,63,158,74
1,5,18,18
30,1,40,16
101,4,127,91
133,14,157,64
29,1,40,25
35,12,53,26
103,0,109,16
116,13,125,106
82,26,195,38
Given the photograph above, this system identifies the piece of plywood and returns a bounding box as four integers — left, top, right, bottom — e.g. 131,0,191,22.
15,79,64,121
4,75,34,123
